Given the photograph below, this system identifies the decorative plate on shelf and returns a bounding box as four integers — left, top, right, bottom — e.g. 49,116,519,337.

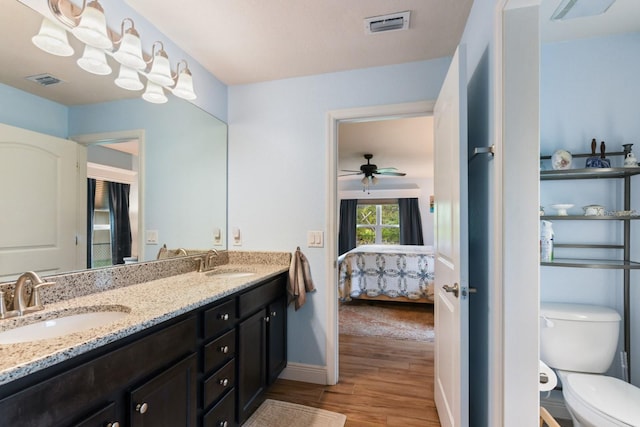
551,150,572,170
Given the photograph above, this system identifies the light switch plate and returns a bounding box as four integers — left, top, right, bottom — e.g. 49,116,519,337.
213,228,223,245
307,230,324,248
146,230,159,244
232,227,242,246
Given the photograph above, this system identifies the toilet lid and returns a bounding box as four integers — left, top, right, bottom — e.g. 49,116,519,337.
565,373,640,425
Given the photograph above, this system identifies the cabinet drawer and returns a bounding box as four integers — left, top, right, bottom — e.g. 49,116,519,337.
203,387,236,427
238,276,285,318
204,329,236,375
203,359,235,410
72,401,117,427
204,299,236,339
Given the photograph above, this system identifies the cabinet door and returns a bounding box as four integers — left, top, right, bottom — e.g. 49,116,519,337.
267,296,287,385
237,309,267,424
72,402,119,427
129,354,197,427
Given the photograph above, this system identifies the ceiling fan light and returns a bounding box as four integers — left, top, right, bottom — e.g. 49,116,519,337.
146,44,174,87
115,65,144,91
113,27,146,70
172,67,196,100
32,18,74,57
371,176,378,185
142,81,168,104
72,0,112,49
77,44,112,75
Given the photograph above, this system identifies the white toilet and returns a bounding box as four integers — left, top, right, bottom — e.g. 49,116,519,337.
540,302,640,427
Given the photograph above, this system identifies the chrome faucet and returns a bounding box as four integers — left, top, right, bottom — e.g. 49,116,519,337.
0,271,55,319
198,249,219,272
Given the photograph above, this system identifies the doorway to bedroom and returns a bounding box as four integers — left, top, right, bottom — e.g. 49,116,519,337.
330,103,438,423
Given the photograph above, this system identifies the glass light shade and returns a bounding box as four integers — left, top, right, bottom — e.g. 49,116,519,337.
146,52,174,87
32,18,74,57
142,81,168,104
72,0,112,49
371,176,378,185
115,65,144,91
77,45,112,75
172,70,196,100
113,31,146,70
361,176,368,185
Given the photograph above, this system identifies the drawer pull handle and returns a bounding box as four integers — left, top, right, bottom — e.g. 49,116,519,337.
218,421,229,427
219,378,229,387
107,423,120,427
135,402,148,414
219,345,229,354
218,313,229,321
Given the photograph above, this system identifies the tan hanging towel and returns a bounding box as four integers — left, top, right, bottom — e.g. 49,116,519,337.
288,247,316,310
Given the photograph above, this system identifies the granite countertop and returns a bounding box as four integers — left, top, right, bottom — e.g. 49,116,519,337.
0,263,289,386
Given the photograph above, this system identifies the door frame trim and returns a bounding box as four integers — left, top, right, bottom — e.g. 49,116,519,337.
325,100,435,384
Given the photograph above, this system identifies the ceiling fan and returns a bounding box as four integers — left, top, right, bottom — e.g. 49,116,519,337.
340,154,407,178
340,154,406,192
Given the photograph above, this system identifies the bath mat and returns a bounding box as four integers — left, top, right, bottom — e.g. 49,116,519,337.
242,399,346,427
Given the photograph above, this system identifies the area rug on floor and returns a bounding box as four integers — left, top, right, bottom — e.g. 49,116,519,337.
339,300,435,342
242,399,346,427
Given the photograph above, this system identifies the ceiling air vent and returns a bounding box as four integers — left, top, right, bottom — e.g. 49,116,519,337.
25,73,64,87
364,11,410,35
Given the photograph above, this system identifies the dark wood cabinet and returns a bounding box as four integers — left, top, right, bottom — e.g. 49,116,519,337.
236,275,287,424
0,272,287,427
129,354,198,427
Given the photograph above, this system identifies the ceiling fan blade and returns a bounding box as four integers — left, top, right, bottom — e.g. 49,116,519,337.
339,172,363,177
375,167,398,172
340,169,362,173
375,171,406,176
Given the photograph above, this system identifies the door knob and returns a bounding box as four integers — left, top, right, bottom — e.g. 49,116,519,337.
442,283,459,298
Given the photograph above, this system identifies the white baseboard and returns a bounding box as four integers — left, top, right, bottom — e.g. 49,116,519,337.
279,362,328,385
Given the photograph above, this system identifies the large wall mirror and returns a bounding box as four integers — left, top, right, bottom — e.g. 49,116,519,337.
0,0,227,281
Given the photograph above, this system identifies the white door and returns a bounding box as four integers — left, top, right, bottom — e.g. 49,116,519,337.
0,123,79,280
433,45,469,427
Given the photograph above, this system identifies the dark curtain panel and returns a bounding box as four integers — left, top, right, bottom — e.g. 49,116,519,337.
399,198,424,245
338,199,358,255
108,182,132,265
86,178,96,268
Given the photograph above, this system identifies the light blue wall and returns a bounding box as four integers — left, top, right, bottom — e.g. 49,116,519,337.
227,59,450,366
0,83,68,138
69,98,228,258
540,32,640,384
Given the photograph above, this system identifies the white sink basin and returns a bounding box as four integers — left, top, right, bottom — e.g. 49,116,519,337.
205,271,256,279
0,310,129,344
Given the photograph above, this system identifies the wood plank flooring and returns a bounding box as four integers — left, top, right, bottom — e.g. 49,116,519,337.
265,334,441,426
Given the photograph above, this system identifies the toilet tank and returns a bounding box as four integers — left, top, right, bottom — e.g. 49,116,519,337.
540,302,621,373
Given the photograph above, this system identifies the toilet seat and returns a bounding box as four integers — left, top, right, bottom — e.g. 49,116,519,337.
561,371,640,426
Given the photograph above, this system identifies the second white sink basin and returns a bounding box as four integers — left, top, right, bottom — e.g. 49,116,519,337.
0,309,129,344
205,271,256,279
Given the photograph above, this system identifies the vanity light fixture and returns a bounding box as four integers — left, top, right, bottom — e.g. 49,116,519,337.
31,0,198,103
77,44,112,75
31,18,74,57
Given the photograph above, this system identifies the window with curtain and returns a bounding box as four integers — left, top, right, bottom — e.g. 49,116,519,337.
356,202,400,245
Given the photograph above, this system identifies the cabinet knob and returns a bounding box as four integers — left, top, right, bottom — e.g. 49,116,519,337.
265,316,270,323
271,311,277,317
218,313,229,321
219,378,229,387
218,345,229,354
218,421,228,427
107,423,120,427
135,402,148,414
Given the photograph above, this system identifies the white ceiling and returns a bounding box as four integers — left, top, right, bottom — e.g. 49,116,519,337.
4,0,640,180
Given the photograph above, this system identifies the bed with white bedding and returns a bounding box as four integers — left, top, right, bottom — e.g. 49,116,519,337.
338,244,435,303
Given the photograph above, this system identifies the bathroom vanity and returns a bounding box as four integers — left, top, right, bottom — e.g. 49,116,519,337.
0,254,289,427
